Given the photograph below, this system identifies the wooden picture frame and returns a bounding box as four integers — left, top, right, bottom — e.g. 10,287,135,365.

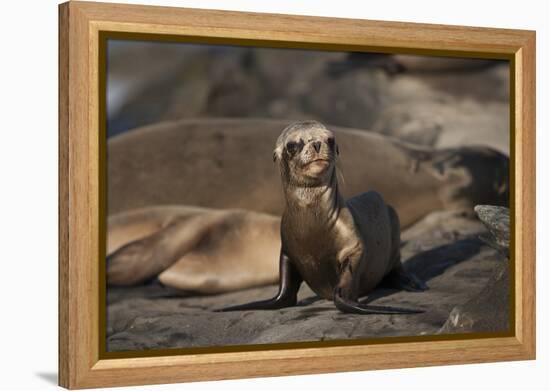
58,1,536,389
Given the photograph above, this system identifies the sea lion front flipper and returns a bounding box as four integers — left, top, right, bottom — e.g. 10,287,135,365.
333,288,423,315
217,251,302,312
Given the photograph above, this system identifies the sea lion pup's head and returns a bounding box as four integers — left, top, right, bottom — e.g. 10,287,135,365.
274,120,339,187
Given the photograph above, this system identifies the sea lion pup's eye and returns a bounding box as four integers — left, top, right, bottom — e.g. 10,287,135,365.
327,137,338,154
286,140,304,155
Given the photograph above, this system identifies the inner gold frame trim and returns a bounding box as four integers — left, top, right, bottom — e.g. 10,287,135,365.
59,1,536,389
96,33,516,359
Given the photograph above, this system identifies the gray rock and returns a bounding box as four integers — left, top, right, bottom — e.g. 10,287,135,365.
474,205,510,253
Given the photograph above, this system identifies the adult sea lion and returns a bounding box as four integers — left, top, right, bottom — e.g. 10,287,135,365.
107,205,280,293
221,121,426,314
108,118,509,229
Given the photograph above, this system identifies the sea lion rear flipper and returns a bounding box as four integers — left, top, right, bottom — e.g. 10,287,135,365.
333,288,423,315
382,263,429,292
216,251,302,312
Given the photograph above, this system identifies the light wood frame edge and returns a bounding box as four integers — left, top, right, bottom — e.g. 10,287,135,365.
58,1,536,389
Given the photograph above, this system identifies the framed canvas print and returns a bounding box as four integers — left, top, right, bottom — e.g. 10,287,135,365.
58,1,536,389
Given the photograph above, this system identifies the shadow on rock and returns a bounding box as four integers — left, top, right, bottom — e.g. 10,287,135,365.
403,238,483,282
107,279,192,305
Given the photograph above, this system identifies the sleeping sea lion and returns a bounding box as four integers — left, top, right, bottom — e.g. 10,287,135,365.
107,205,280,293
108,118,509,228
221,121,426,313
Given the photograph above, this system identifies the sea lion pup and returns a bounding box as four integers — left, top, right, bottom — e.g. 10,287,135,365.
221,121,426,314
107,206,281,293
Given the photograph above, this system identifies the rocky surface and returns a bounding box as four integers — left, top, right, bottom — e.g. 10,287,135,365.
439,261,510,334
439,206,511,334
106,210,510,352
474,205,511,253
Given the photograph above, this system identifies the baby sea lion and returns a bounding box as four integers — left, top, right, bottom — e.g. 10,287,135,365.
221,121,426,314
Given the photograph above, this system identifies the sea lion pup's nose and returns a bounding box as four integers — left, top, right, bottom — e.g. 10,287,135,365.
312,141,321,153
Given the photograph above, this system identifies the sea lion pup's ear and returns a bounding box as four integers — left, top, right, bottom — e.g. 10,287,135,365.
273,145,283,162
273,132,286,163
274,121,309,162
